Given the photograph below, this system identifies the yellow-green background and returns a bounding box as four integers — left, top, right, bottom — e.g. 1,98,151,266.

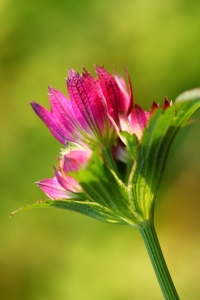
1,0,200,299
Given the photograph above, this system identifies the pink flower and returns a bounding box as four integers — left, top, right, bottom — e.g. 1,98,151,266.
37,148,92,199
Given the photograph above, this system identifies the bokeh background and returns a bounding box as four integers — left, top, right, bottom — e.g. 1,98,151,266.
1,0,200,299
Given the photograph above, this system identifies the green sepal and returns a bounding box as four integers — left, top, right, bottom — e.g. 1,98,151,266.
128,89,200,221
11,199,131,225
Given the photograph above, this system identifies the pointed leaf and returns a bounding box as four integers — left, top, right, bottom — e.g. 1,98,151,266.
11,200,131,225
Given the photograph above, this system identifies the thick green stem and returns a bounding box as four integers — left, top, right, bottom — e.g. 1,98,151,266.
137,221,180,300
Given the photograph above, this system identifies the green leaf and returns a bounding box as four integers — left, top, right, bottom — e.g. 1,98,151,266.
70,150,134,222
11,199,132,225
128,89,200,221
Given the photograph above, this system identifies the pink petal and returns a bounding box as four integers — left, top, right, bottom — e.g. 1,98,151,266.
54,169,82,192
95,65,120,123
63,149,91,172
48,87,81,142
36,177,71,199
66,69,108,138
82,69,110,136
31,102,66,145
129,104,150,140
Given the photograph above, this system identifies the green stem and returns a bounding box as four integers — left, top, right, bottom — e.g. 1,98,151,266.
102,147,121,179
137,221,180,300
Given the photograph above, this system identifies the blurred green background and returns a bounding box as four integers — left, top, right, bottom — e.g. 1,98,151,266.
1,0,200,299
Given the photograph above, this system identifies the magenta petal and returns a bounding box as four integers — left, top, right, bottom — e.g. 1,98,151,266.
95,65,120,123
48,87,80,142
37,177,70,199
54,169,81,192
63,150,91,172
66,69,108,137
31,102,66,145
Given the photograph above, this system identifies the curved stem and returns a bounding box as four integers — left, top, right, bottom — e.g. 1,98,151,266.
137,221,180,300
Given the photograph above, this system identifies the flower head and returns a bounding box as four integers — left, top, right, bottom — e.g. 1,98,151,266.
13,65,200,226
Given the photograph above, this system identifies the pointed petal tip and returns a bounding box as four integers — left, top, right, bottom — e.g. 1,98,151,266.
30,101,43,113
94,64,100,69
48,87,54,97
48,86,62,98
48,86,53,93
163,97,170,109
36,180,43,187
68,68,76,77
30,101,37,107
82,67,90,77
150,101,159,111
67,68,81,86
95,64,105,75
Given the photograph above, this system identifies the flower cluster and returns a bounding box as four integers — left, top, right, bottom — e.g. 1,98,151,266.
31,66,170,203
